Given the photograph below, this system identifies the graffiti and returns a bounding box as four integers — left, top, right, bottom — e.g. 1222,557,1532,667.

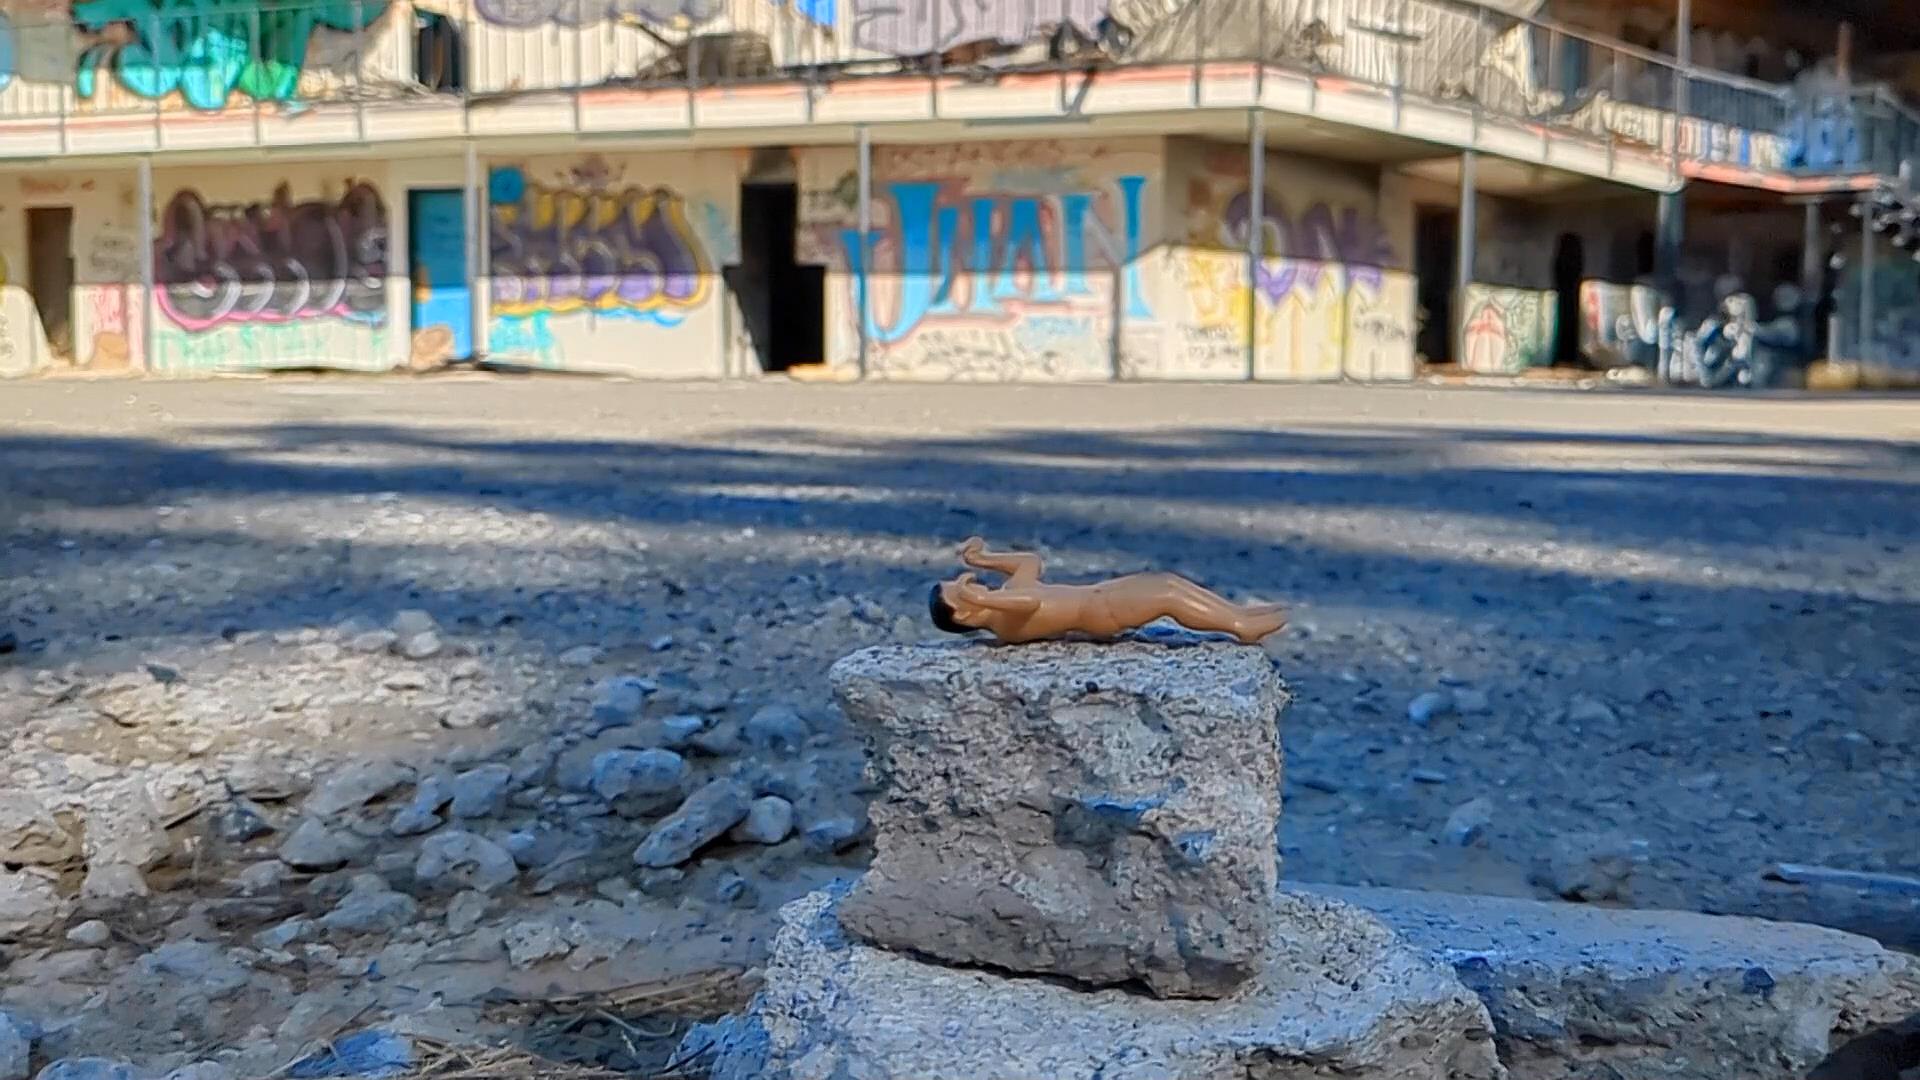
86,229,139,282
86,288,134,370
1782,98,1865,171
154,182,388,331
842,175,1150,347
849,0,1106,56
473,0,717,28
73,0,388,110
1459,284,1556,375
151,319,389,370
487,164,713,328
1220,192,1394,302
0,12,12,92
1579,280,1661,369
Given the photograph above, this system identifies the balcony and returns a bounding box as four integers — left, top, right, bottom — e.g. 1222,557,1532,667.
0,0,1909,189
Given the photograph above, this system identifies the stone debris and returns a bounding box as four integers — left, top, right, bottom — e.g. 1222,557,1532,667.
305,761,414,818
697,884,1504,1080
730,797,795,846
634,779,754,868
1303,884,1920,1080
0,1011,32,1080
830,641,1287,999
0,872,69,941
415,831,520,894
743,705,811,753
279,819,367,871
447,764,513,819
0,794,77,866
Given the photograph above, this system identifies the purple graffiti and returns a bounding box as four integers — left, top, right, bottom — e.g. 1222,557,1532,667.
155,183,388,331
488,180,710,321
1223,193,1394,302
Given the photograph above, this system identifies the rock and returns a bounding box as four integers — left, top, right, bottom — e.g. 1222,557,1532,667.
702,884,1501,1080
801,815,865,855
280,819,367,871
0,871,70,940
0,1011,31,1080
1565,695,1619,725
441,701,506,730
1451,688,1492,715
503,920,573,967
320,876,420,934
743,705,811,754
713,870,757,909
1533,833,1642,902
558,645,602,668
234,861,289,894
830,641,1287,999
448,765,513,819
415,831,519,894
83,782,171,870
33,1061,138,1080
209,800,274,843
1442,797,1495,847
446,890,490,936
396,631,443,661
79,863,150,903
225,759,307,802
633,779,754,868
141,940,251,997
391,775,450,837
306,760,414,817
1303,883,1920,1080
66,920,111,947
636,868,684,895
687,721,743,757
389,610,440,638
255,917,313,950
730,797,795,846
589,749,687,801
1407,690,1455,727
590,676,653,729
349,630,398,654
0,793,78,866
659,715,707,748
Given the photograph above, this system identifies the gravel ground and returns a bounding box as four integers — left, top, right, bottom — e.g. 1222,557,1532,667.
0,376,1916,1074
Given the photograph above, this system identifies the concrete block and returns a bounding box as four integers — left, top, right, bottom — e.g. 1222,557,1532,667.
1301,884,1920,1080
698,882,1506,1080
829,640,1287,999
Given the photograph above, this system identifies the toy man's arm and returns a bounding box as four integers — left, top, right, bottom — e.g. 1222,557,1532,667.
955,578,1042,614
958,536,1044,581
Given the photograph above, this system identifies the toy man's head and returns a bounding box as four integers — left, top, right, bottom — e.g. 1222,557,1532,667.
928,579,982,634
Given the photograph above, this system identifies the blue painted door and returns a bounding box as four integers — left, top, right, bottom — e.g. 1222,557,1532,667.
408,189,472,360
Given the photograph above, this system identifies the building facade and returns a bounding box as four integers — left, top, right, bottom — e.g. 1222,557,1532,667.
0,0,1911,384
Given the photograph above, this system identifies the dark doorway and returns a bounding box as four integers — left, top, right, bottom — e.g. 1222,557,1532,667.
1551,231,1584,364
1413,206,1457,365
415,11,464,93
27,207,74,363
729,181,823,372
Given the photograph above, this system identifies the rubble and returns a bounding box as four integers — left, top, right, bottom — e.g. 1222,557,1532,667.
830,641,1287,999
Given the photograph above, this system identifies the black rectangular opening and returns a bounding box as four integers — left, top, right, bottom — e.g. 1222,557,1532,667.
1413,205,1457,365
729,181,823,372
27,206,75,362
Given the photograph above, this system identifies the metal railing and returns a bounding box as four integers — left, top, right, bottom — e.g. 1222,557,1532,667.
0,0,1912,182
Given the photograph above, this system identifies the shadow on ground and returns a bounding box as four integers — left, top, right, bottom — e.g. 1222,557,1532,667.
2,419,1916,949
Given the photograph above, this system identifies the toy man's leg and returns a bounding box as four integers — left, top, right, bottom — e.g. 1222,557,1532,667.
1129,574,1287,644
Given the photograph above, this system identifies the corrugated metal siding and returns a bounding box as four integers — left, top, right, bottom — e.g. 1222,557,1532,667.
844,0,1112,57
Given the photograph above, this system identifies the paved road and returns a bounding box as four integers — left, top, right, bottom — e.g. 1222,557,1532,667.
4,377,1918,946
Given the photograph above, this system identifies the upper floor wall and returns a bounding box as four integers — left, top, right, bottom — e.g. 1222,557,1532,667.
0,0,1908,189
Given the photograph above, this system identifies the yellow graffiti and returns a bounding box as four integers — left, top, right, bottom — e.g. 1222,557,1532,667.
489,182,712,323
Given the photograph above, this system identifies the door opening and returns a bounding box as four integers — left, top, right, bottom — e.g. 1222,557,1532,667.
1551,231,1584,365
407,189,473,366
1413,206,1457,365
729,181,823,372
27,206,75,363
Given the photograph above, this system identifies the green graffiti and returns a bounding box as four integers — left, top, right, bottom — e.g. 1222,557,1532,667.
74,0,387,110
151,320,389,371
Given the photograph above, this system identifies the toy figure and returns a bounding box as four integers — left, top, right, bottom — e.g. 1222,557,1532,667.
929,537,1287,645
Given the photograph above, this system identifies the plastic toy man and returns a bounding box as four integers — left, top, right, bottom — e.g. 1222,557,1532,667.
929,537,1287,645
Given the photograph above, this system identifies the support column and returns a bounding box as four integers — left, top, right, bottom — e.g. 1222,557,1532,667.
856,124,872,380
1656,188,1685,308
1245,109,1264,382
1797,197,1824,355
137,155,154,371
465,141,486,361
1858,194,1875,362
1455,149,1477,363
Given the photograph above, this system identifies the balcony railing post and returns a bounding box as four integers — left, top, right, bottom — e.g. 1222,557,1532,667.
572,0,584,131
251,5,264,145
1858,191,1875,362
